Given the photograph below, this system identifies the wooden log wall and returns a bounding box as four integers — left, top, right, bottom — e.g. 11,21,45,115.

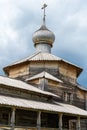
0,85,48,102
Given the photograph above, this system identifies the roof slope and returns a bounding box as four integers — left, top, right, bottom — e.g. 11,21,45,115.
0,95,87,117
0,76,58,97
3,51,82,77
26,71,63,83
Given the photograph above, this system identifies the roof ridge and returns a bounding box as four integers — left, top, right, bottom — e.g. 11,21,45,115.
26,71,62,83
28,51,41,60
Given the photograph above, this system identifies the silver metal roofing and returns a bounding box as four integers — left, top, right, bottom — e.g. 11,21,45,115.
32,24,55,46
0,95,87,117
26,71,63,83
0,76,58,97
32,6,55,47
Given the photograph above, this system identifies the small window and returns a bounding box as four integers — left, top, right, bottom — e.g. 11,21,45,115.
63,92,73,103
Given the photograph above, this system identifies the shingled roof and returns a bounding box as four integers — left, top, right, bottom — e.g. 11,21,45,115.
0,95,87,117
0,75,58,98
3,51,82,77
26,71,63,83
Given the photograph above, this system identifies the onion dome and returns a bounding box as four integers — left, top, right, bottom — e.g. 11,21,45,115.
32,4,55,48
32,22,55,47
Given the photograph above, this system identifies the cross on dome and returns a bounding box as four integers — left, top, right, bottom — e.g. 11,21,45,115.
32,4,55,53
41,4,47,24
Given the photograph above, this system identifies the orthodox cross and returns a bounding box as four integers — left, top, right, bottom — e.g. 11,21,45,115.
41,4,47,24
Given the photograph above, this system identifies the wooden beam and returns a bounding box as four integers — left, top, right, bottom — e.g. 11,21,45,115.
59,113,63,130
77,116,81,130
11,108,15,130
37,111,41,130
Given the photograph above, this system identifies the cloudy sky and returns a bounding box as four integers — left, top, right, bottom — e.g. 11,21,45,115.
0,0,87,87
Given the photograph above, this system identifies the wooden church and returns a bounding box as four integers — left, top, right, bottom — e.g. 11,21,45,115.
0,4,87,130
